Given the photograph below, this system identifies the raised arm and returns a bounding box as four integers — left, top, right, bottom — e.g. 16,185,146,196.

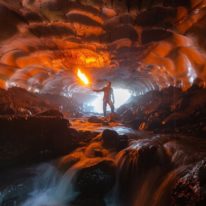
93,87,104,92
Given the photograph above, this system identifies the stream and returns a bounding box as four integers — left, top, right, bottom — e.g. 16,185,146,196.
1,118,206,206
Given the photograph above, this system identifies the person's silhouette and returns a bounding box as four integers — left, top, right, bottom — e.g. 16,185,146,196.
93,81,115,117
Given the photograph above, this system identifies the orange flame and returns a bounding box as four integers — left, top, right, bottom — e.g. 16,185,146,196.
77,68,89,85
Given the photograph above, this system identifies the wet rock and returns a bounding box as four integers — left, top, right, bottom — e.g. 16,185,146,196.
172,160,206,205
0,115,78,168
78,131,100,146
162,112,189,127
39,93,80,117
88,116,104,123
118,86,206,137
85,142,107,158
117,141,170,205
0,87,80,118
0,105,15,115
118,134,129,150
35,109,64,118
96,130,126,152
102,121,109,126
73,160,116,195
0,87,52,116
102,129,119,150
108,113,120,122
71,195,106,206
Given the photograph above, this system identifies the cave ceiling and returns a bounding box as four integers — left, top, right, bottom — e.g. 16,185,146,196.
0,0,206,95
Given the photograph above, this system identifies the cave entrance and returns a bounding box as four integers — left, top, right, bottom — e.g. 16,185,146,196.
83,87,132,114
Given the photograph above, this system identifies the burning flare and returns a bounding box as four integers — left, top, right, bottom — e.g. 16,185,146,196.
77,68,89,85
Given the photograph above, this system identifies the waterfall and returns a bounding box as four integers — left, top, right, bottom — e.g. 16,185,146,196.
21,163,77,206
1,133,206,206
115,134,206,206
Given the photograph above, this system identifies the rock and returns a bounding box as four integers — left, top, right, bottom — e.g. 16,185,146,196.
52,127,79,154
73,160,116,196
0,87,52,116
0,115,78,168
118,134,129,150
108,113,120,122
78,131,99,145
147,113,162,130
117,86,206,137
85,142,107,158
171,160,206,205
102,129,119,150
71,195,106,206
101,129,128,151
35,109,64,118
102,121,109,126
36,109,63,118
162,112,189,127
88,116,104,123
117,141,170,205
0,87,79,118
39,93,80,117
0,105,15,115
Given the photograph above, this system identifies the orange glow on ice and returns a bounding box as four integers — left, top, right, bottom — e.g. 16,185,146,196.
85,57,97,64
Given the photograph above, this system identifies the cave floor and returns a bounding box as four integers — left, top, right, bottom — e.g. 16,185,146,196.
69,115,153,138
1,115,206,206
70,116,133,134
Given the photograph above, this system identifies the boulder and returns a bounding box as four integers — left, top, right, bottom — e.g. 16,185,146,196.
73,160,116,196
108,113,120,122
171,160,206,205
71,194,106,206
35,109,64,118
101,129,129,151
0,87,79,118
102,129,119,150
0,115,78,168
88,116,104,123
0,87,52,116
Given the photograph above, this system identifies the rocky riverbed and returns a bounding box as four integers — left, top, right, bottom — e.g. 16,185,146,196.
0,86,206,206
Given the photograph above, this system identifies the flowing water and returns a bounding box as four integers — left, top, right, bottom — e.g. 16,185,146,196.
116,134,206,206
1,130,206,206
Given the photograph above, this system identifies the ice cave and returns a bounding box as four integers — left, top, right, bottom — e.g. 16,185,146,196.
0,0,206,206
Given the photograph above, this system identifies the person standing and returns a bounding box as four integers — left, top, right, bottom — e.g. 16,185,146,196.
93,81,115,117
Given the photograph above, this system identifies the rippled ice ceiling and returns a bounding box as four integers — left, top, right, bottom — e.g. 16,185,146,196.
0,0,206,95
